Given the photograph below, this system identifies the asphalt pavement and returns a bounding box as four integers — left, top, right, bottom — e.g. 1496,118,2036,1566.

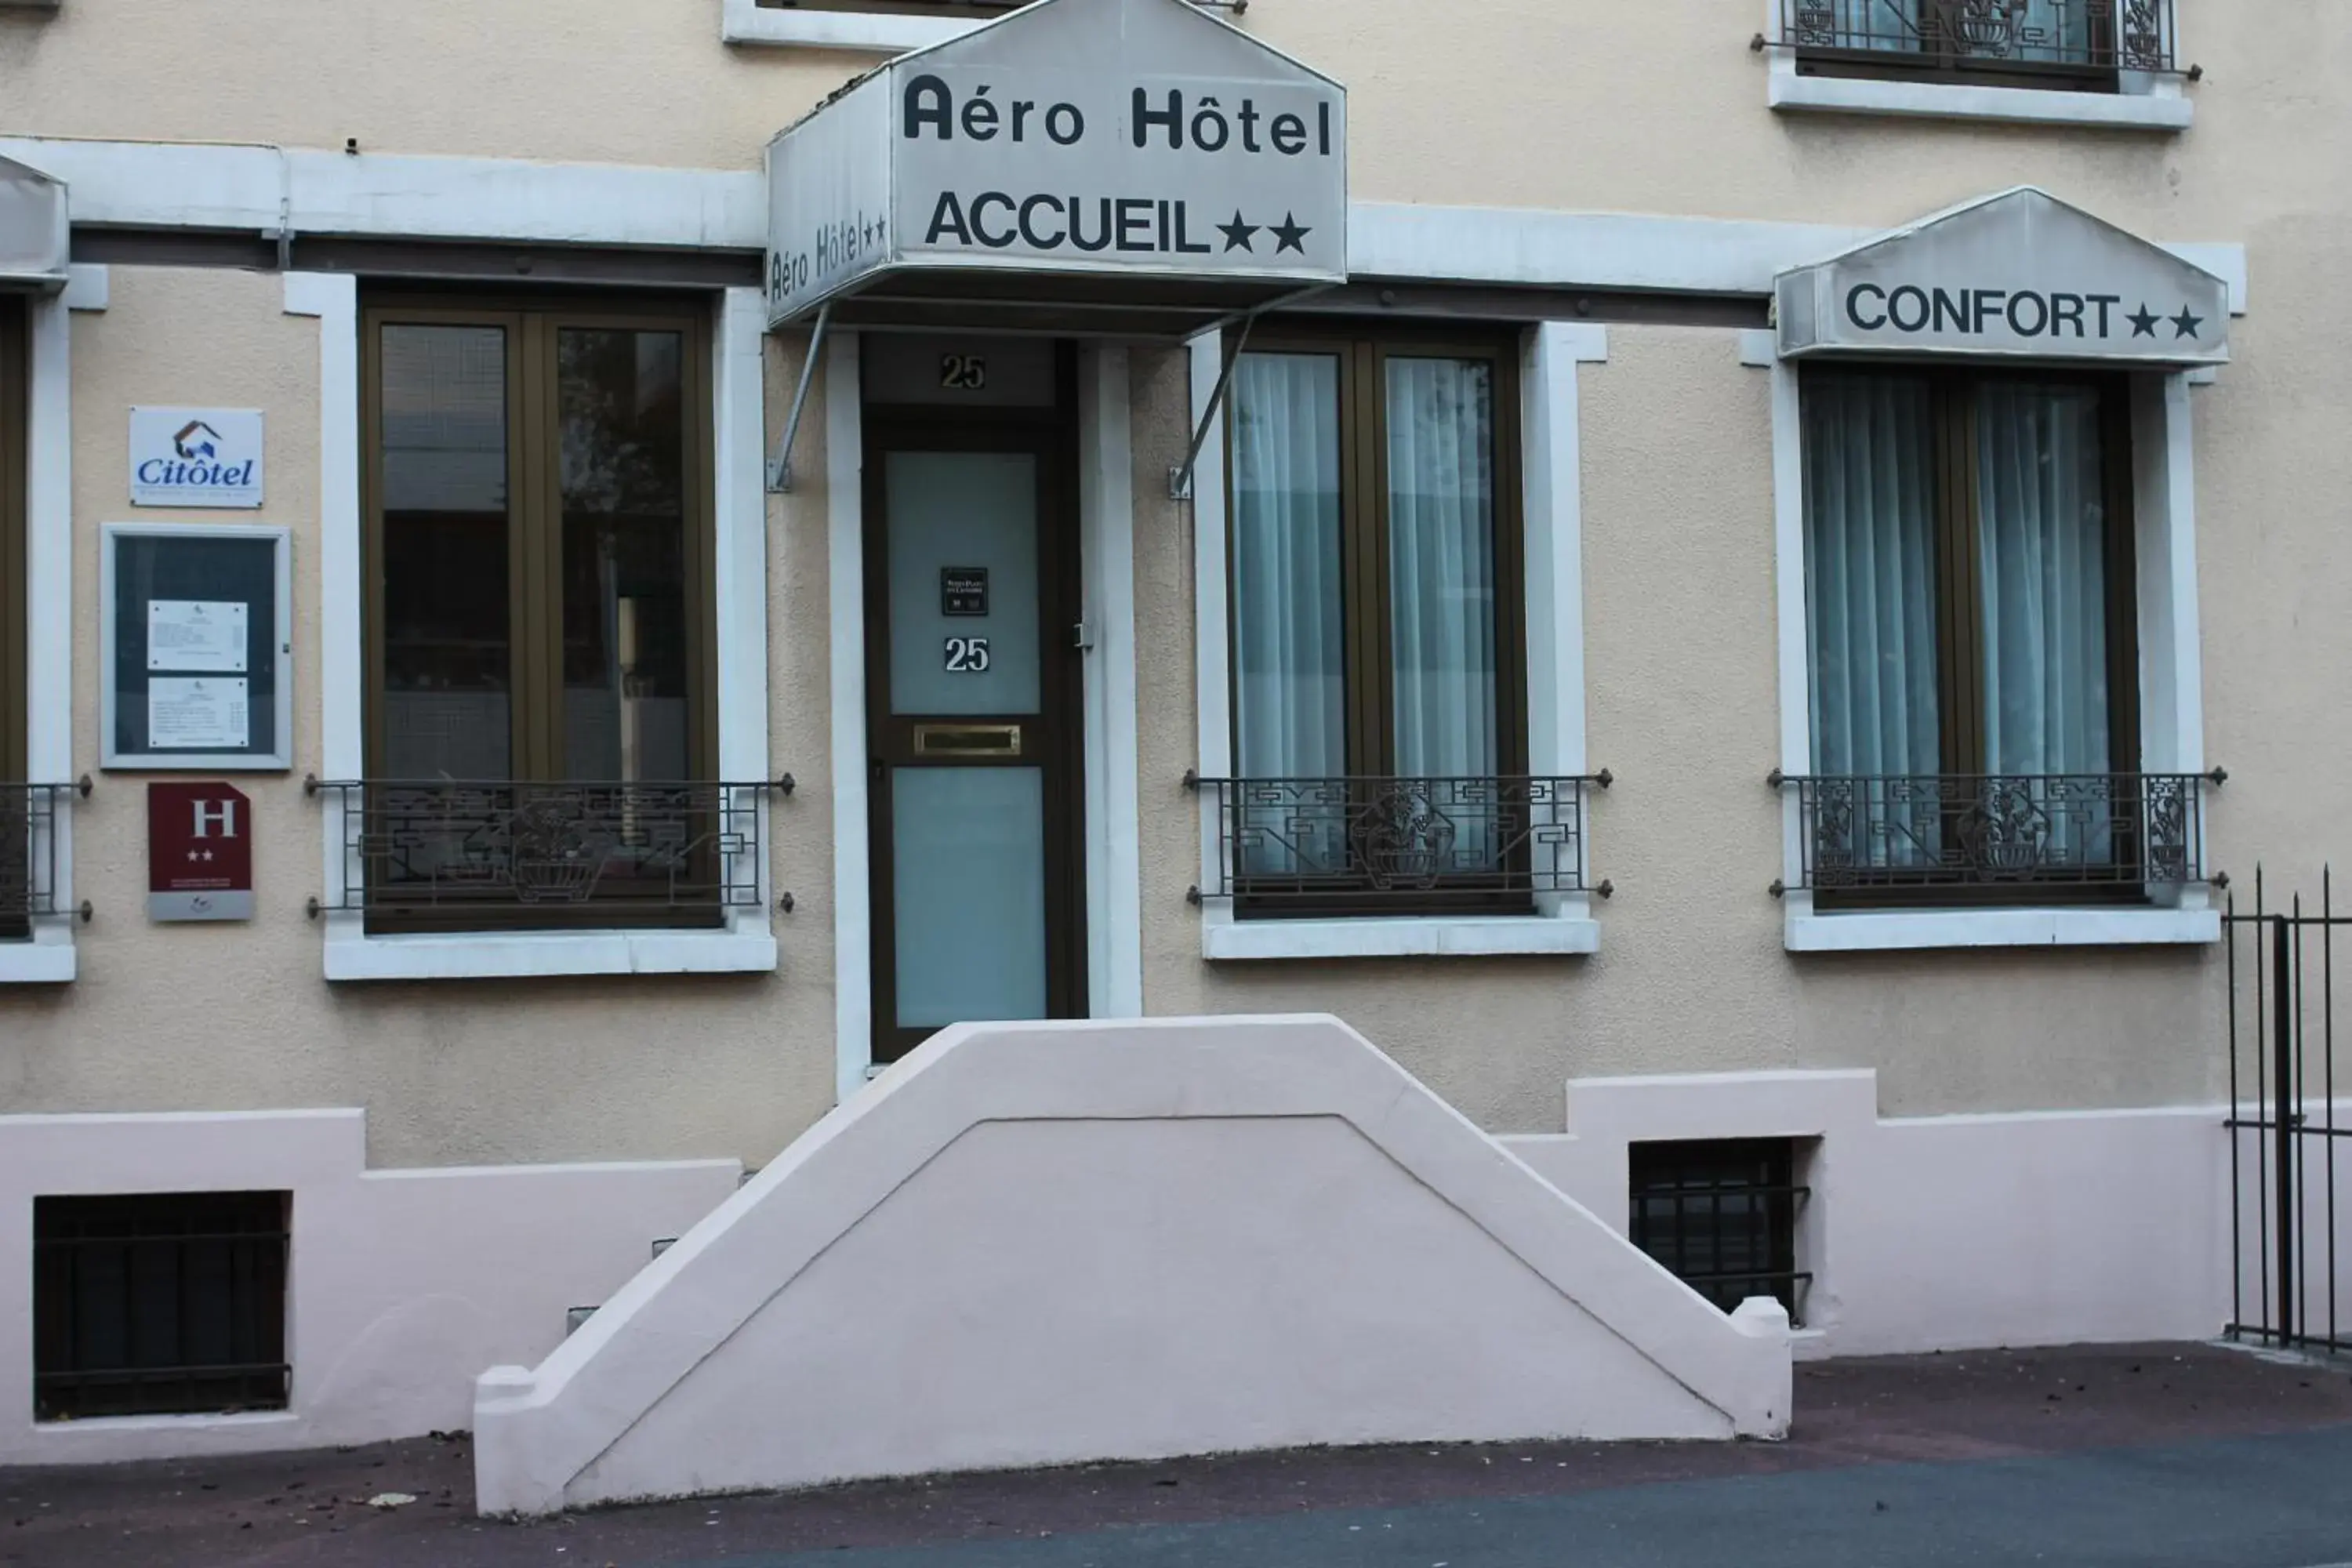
4,1341,2348,1568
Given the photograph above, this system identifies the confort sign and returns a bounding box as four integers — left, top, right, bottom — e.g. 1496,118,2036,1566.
129,407,266,510
764,0,1346,331
1776,187,2230,367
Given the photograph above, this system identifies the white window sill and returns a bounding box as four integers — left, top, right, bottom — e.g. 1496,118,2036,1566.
1785,905,2220,953
720,0,971,51
0,939,75,983
1204,915,1599,961
37,1410,297,1442
1769,71,2192,132
324,926,777,982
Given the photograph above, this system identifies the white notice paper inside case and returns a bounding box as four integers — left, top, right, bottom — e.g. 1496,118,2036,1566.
147,600,249,673
148,677,249,750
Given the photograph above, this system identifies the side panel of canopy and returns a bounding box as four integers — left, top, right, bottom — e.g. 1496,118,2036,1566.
764,0,1346,337
1777,187,2228,368
0,155,68,292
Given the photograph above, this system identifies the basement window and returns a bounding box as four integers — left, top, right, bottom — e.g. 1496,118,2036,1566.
1628,1139,1809,1325
33,1191,291,1420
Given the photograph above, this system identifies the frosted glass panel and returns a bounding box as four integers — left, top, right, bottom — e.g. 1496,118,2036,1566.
887,452,1040,717
892,767,1047,1028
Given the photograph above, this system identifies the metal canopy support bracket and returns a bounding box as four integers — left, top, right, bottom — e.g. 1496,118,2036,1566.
1168,310,1255,503
1167,282,1340,501
766,302,833,495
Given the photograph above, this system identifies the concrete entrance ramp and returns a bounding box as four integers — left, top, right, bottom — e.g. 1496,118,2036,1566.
473,1016,1792,1515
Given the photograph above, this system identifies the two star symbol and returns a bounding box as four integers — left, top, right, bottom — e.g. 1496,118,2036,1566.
1216,210,1313,255
2126,303,2203,339
184,848,215,862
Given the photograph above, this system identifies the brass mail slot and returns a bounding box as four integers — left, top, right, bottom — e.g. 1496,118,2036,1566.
913,723,1023,757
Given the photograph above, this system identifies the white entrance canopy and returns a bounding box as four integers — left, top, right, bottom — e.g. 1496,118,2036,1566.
764,0,1346,338
0,154,68,292
1777,187,2229,367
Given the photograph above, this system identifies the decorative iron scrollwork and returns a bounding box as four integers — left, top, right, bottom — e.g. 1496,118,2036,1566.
309,779,782,920
1187,775,1606,906
1775,771,2219,895
1770,0,2178,74
0,782,79,936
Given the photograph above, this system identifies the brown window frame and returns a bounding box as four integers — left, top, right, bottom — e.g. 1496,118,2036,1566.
1223,321,1531,918
1,295,27,941
1800,361,2142,910
1794,0,2125,94
358,289,720,935
753,0,1019,15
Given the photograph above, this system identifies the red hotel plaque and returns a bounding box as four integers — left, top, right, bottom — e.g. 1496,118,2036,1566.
148,781,253,922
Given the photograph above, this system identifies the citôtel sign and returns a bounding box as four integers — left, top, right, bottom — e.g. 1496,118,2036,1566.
129,407,266,509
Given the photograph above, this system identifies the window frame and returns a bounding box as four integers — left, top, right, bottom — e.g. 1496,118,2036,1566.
357,289,721,935
1628,1138,1810,1327
752,0,1017,14
33,1189,292,1422
1798,359,2144,911
1793,0,2125,96
1,295,24,785
1220,321,1532,919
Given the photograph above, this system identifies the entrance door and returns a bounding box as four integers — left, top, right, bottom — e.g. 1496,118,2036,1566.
864,340,1084,1064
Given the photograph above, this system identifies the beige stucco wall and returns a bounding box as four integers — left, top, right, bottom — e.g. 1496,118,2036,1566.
0,268,845,1170
3,1,2349,1164
2,0,2339,246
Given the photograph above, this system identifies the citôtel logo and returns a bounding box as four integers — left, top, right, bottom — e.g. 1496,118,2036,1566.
130,408,264,509
139,419,252,489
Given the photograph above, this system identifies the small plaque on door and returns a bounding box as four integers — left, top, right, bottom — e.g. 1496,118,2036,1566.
940,567,989,618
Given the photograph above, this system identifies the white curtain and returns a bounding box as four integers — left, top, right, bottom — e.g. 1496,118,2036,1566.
1230,353,1345,782
1976,382,2110,777
1385,358,1498,782
1803,372,1940,779
1803,372,1941,869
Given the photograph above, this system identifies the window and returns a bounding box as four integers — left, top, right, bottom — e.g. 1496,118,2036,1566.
1791,364,2192,906
1213,325,1552,915
34,1191,291,1420
1782,0,2175,92
357,293,724,931
753,0,1017,12
1628,1140,1808,1325
1,294,27,942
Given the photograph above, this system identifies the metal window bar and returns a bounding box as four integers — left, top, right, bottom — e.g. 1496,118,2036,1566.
33,1192,291,1421
1628,1140,1811,1326
304,778,788,918
1772,771,2222,895
1,780,86,938
1183,772,1612,907
2225,866,2351,1356
1766,0,2179,76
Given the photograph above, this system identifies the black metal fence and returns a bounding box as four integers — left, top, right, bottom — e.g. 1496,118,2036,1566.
1185,772,1610,909
2,779,85,937
307,777,786,920
1773,770,2221,896
2227,870,2352,1354
1771,0,2179,76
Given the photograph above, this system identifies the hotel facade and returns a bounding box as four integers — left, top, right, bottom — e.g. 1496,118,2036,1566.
1,0,2343,1502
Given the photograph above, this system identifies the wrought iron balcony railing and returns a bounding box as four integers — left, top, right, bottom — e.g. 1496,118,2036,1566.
306,777,788,920
1766,0,2180,79
2,779,87,935
1771,769,2223,896
1185,771,1611,910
